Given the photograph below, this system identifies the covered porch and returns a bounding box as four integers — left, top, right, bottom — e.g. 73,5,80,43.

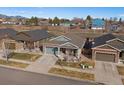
44,42,81,62
16,40,41,53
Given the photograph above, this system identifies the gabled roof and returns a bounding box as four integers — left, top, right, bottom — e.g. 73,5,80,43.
20,29,50,41
92,33,116,48
64,33,85,48
0,29,51,42
0,28,18,40
92,33,124,51
107,39,124,50
46,33,85,48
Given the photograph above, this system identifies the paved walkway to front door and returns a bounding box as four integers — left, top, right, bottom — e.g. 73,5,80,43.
26,55,58,74
95,61,123,85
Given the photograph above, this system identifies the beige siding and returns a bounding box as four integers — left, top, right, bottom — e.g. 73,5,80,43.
0,40,3,50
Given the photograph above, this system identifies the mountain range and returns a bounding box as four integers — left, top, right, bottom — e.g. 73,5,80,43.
0,14,26,19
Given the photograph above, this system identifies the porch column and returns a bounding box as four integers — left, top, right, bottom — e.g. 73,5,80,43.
77,48,81,59
58,47,60,56
115,51,120,63
92,49,95,61
34,42,36,48
43,45,46,54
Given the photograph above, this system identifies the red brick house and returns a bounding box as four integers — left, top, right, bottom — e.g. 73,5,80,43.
92,33,124,63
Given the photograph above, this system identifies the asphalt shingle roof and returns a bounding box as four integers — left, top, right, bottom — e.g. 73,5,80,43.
92,33,124,50
21,29,50,41
0,29,50,42
63,33,85,48
0,28,18,40
92,33,116,48
45,33,85,48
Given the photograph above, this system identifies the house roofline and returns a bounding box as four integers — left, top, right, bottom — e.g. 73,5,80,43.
50,35,71,41
106,38,124,43
59,42,79,49
92,44,121,52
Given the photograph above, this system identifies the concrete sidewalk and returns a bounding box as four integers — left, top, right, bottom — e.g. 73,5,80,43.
54,65,94,74
26,55,58,73
95,61,123,85
0,57,32,64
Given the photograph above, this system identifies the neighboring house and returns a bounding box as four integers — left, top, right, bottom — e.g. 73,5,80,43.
92,33,124,63
42,33,85,59
0,28,50,52
91,18,105,30
60,22,76,27
109,24,119,31
0,18,4,24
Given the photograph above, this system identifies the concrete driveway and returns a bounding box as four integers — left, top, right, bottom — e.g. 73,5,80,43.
26,54,58,74
95,61,122,85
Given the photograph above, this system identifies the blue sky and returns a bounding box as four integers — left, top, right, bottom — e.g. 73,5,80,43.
0,7,124,19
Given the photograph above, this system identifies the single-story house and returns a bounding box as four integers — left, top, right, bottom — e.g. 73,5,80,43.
0,28,50,52
60,21,76,27
92,33,124,63
91,18,105,30
42,33,86,59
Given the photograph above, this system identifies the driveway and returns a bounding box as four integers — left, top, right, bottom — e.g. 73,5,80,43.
95,61,122,85
26,54,58,74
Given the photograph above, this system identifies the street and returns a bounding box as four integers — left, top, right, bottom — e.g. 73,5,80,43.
0,67,96,85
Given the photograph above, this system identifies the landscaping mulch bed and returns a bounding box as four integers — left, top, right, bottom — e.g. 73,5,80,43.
0,60,29,68
56,60,95,69
117,66,124,75
10,52,41,62
49,67,94,81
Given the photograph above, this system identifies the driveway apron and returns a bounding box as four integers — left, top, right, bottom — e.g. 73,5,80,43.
95,61,122,85
26,55,58,74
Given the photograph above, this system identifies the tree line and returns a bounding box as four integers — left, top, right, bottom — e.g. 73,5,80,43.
25,16,123,26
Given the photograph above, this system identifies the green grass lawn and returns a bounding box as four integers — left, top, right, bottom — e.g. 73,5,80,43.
56,60,95,69
10,52,41,62
49,67,94,81
0,60,29,68
117,66,124,75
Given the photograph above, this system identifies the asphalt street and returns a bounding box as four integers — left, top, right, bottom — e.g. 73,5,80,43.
0,67,96,85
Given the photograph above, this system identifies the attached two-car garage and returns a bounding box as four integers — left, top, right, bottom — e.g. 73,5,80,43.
96,53,115,62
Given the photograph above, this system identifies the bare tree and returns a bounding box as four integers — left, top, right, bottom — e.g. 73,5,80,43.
3,36,11,63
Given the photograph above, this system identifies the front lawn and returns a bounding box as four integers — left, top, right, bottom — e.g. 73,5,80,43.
117,66,124,75
10,52,41,62
56,60,95,69
49,67,94,81
0,60,29,68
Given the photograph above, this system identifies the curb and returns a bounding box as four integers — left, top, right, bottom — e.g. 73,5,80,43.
0,64,99,85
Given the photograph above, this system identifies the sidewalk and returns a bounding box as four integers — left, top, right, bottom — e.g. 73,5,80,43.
53,65,94,74
0,57,32,64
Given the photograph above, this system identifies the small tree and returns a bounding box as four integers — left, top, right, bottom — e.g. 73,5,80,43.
49,18,53,25
119,18,122,24
53,17,60,26
86,15,92,29
86,15,92,21
3,39,10,63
